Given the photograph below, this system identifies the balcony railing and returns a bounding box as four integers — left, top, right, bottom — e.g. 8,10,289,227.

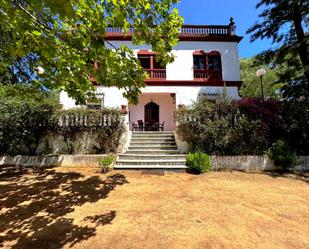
145,69,166,79
194,69,222,81
180,25,230,36
105,25,233,36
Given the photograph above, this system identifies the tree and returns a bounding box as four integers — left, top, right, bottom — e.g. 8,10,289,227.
240,57,283,99
0,0,183,104
247,0,309,99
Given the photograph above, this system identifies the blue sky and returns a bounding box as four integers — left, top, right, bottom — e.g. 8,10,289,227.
175,0,274,58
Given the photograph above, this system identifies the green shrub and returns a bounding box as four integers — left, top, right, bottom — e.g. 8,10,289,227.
0,97,56,155
268,140,297,170
99,155,116,172
177,97,309,156
186,152,212,174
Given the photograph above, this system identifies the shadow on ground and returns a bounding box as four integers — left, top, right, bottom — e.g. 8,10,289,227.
0,167,128,249
244,170,309,184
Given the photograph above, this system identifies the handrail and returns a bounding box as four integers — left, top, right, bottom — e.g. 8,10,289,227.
144,69,166,79
105,25,232,36
194,69,222,80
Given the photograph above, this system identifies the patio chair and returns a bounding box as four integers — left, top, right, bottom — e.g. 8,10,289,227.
132,122,138,131
137,120,144,131
158,121,165,131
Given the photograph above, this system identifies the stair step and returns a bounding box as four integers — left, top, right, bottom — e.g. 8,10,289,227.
131,138,175,142
132,133,174,137
125,150,181,155
114,165,187,170
132,131,174,134
130,142,176,146
116,131,186,170
116,159,186,166
128,146,177,150
118,154,186,160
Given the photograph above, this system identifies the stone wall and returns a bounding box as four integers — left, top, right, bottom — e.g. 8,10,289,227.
0,154,109,167
211,155,309,172
1,155,308,172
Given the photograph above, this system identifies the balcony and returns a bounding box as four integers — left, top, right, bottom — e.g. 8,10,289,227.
194,69,222,81
144,69,166,80
104,21,243,43
105,25,232,36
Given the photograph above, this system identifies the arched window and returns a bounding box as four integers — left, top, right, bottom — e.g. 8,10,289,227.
193,50,222,80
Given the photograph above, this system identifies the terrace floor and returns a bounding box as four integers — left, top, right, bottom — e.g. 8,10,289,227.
0,167,308,249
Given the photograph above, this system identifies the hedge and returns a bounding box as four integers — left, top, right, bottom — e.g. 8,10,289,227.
177,97,309,156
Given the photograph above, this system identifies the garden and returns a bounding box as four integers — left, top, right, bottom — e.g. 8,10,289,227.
177,95,309,173
0,85,124,156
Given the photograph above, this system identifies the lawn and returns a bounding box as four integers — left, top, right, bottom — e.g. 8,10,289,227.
0,167,308,249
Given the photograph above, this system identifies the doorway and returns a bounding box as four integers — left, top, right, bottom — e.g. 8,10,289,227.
144,102,159,131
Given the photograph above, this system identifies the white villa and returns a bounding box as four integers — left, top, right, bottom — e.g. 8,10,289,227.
60,18,243,131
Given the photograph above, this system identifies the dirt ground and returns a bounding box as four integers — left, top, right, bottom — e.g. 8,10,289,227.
0,167,308,249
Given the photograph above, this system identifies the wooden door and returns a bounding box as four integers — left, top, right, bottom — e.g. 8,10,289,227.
144,102,159,131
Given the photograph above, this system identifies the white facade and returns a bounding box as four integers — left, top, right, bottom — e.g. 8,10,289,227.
60,32,242,131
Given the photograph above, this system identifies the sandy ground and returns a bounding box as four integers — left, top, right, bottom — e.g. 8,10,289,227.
0,167,308,249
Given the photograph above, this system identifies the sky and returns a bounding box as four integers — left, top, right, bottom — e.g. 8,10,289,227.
175,0,274,58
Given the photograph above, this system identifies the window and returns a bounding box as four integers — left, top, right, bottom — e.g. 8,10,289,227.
137,55,165,69
86,93,104,110
208,56,222,70
137,51,166,79
193,55,206,70
193,51,222,80
138,55,151,69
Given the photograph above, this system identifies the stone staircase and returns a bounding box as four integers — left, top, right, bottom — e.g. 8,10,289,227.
114,131,187,171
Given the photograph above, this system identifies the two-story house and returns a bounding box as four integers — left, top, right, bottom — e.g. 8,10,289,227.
60,18,243,131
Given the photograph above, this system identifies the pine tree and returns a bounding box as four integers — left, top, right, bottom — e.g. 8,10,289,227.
247,0,309,99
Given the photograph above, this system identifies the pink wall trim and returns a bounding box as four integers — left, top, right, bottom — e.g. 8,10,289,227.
128,93,176,131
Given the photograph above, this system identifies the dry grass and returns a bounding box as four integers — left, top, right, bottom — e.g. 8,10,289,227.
0,167,308,249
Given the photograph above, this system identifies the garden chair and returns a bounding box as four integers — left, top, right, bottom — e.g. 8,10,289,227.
158,121,165,131
132,122,138,131
137,120,144,131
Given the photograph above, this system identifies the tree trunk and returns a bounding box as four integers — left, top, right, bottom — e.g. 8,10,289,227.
292,6,309,81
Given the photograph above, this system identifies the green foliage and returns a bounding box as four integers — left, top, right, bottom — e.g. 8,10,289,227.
0,84,60,105
186,151,212,174
99,154,116,172
0,96,56,155
0,85,124,155
0,0,183,104
177,97,270,155
279,100,309,155
247,0,309,100
268,140,297,170
177,97,309,156
240,57,283,99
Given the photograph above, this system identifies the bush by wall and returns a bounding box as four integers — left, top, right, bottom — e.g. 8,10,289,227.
0,86,124,155
268,140,297,170
0,97,56,155
177,97,309,156
186,151,212,174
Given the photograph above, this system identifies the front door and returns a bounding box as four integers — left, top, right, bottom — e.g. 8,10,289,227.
144,102,159,131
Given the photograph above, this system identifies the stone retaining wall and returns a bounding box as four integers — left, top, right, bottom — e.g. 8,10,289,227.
0,155,308,172
0,155,108,168
211,155,309,172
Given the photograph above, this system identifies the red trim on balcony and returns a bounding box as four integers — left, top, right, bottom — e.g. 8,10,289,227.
104,25,243,43
137,50,158,55
193,50,206,55
193,69,222,81
145,69,166,79
105,33,243,42
145,80,242,89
